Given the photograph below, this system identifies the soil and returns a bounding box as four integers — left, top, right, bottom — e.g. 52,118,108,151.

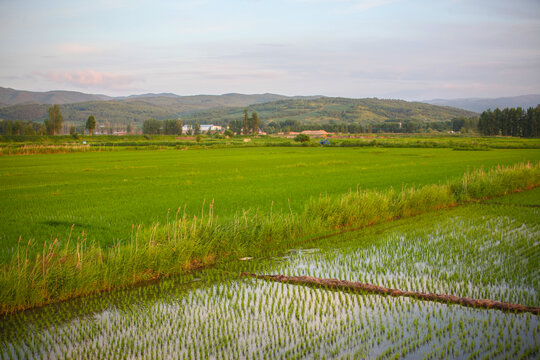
242,273,540,315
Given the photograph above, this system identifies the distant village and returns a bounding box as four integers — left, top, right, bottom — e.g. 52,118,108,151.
92,122,332,137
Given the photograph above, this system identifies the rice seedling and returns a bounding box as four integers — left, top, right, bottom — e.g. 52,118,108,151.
273,199,539,307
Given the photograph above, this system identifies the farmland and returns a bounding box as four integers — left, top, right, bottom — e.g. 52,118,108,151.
0,141,539,359
1,187,538,359
1,146,539,260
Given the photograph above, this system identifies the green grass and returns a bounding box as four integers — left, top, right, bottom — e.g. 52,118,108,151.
1,147,539,260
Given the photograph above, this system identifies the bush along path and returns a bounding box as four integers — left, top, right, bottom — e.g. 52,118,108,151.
241,273,540,315
1,161,540,314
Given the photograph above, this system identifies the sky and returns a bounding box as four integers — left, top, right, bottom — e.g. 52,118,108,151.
1,0,539,100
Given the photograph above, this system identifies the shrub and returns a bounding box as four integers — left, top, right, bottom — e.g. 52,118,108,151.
294,134,310,143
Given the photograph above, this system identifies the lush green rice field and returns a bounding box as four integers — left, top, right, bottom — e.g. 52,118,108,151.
1,147,539,260
1,188,537,359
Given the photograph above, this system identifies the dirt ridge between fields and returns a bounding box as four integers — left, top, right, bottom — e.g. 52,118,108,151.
242,273,540,315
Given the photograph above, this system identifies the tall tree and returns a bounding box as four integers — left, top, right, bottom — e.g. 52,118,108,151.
163,119,180,135
478,109,494,136
86,115,96,135
501,108,510,136
251,111,260,134
142,118,161,135
229,120,243,134
44,105,63,135
193,122,201,135
177,118,183,135
492,108,502,136
479,105,540,137
243,109,249,134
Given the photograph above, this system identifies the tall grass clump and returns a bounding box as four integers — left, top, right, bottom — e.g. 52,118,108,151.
449,162,540,202
1,162,539,313
0,207,309,314
0,144,94,156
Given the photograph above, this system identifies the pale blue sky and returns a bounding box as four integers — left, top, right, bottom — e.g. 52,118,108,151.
1,0,539,100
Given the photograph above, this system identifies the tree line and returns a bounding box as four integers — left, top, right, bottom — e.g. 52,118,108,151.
0,119,46,135
4,103,538,138
142,118,183,135
226,109,260,135
262,118,476,134
478,106,540,137
0,105,136,136
0,105,64,135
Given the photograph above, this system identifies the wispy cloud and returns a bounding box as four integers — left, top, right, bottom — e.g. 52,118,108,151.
35,70,138,90
57,43,103,55
2,0,539,98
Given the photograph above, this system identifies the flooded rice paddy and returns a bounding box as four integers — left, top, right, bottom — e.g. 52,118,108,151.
1,192,539,359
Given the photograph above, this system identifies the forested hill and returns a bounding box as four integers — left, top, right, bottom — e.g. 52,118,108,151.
183,97,477,126
0,87,112,106
0,92,312,124
0,87,297,107
0,94,476,128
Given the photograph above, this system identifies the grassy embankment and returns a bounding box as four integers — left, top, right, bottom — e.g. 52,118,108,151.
1,161,539,314
1,134,539,155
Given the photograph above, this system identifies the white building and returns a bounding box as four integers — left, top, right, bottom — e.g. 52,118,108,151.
182,124,222,133
200,125,222,132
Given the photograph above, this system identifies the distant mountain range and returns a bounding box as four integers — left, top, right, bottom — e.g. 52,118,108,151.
424,95,540,113
0,87,477,127
0,87,112,106
0,87,308,107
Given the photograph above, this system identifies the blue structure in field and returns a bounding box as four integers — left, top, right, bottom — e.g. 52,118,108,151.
320,138,330,146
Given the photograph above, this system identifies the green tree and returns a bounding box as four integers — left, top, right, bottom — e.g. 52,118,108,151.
44,104,63,135
194,122,201,135
243,109,249,134
86,115,96,135
229,120,243,134
477,106,538,137
524,106,539,138
23,122,36,135
478,109,495,136
163,119,180,135
177,118,183,135
294,133,310,143
501,108,510,136
142,118,161,135
0,120,13,135
12,121,23,135
251,111,260,134
224,129,234,137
